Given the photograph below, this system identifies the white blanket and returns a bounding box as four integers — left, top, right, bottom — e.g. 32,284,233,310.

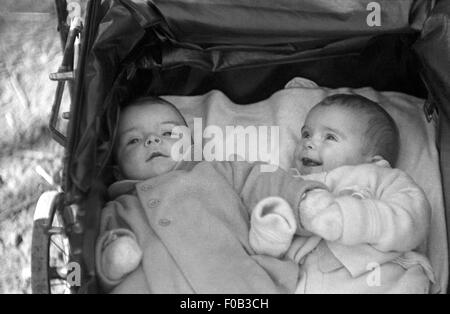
164,80,448,293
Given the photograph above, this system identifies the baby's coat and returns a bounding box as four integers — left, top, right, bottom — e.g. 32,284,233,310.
96,161,325,293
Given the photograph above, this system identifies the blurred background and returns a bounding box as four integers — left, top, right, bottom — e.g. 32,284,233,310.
0,0,68,293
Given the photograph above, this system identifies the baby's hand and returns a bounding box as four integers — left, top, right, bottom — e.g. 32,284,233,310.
299,189,343,241
101,231,143,281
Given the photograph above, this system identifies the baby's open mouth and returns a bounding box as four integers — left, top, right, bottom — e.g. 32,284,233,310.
301,157,323,167
146,152,168,162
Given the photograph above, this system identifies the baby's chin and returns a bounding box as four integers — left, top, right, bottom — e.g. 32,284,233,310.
148,158,180,177
298,166,324,175
123,158,179,180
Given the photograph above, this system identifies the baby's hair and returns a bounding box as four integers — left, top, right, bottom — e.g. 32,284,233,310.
126,96,188,126
317,94,400,166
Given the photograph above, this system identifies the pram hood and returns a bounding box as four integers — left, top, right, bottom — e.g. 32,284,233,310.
61,0,450,294
67,0,449,198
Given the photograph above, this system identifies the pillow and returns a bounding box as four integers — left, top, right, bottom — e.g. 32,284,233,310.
163,80,447,293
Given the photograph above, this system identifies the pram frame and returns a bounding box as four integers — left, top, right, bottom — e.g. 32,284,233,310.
31,0,450,294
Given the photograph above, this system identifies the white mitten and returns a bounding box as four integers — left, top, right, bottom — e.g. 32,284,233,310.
299,189,343,242
249,197,297,257
100,229,143,281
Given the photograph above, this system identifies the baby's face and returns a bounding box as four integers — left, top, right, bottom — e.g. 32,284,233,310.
115,102,187,180
294,104,372,175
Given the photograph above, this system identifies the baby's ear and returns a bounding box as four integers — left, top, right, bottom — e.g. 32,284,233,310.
367,155,391,167
368,155,384,163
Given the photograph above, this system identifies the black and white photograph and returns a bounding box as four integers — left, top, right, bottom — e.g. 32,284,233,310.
0,0,449,300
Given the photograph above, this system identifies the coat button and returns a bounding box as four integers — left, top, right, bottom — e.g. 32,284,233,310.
147,199,160,208
159,219,171,227
140,185,152,192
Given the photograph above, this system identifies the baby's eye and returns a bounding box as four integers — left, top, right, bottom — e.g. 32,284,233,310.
162,131,173,137
325,134,337,141
301,131,310,139
127,138,140,145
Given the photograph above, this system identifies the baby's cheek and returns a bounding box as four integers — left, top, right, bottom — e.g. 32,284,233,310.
322,148,346,168
293,145,302,157
293,148,303,164
119,153,132,169
120,152,143,175
167,139,188,156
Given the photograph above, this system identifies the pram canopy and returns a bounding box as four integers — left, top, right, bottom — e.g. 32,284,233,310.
68,0,448,192
65,0,450,291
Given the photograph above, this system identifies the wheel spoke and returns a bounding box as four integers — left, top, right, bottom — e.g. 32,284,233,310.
50,238,69,258
32,191,77,294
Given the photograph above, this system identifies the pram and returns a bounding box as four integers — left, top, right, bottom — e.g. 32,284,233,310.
30,0,450,294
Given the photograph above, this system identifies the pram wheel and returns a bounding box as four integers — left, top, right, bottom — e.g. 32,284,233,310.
31,191,75,294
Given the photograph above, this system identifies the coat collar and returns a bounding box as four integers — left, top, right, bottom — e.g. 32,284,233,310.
108,160,200,199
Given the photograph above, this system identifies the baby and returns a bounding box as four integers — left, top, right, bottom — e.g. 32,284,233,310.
95,96,326,293
97,97,189,283
249,94,435,293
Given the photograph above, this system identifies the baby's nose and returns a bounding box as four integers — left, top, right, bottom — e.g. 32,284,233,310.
303,139,315,150
145,135,162,146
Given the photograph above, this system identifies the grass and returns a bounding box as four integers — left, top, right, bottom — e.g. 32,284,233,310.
0,0,67,293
